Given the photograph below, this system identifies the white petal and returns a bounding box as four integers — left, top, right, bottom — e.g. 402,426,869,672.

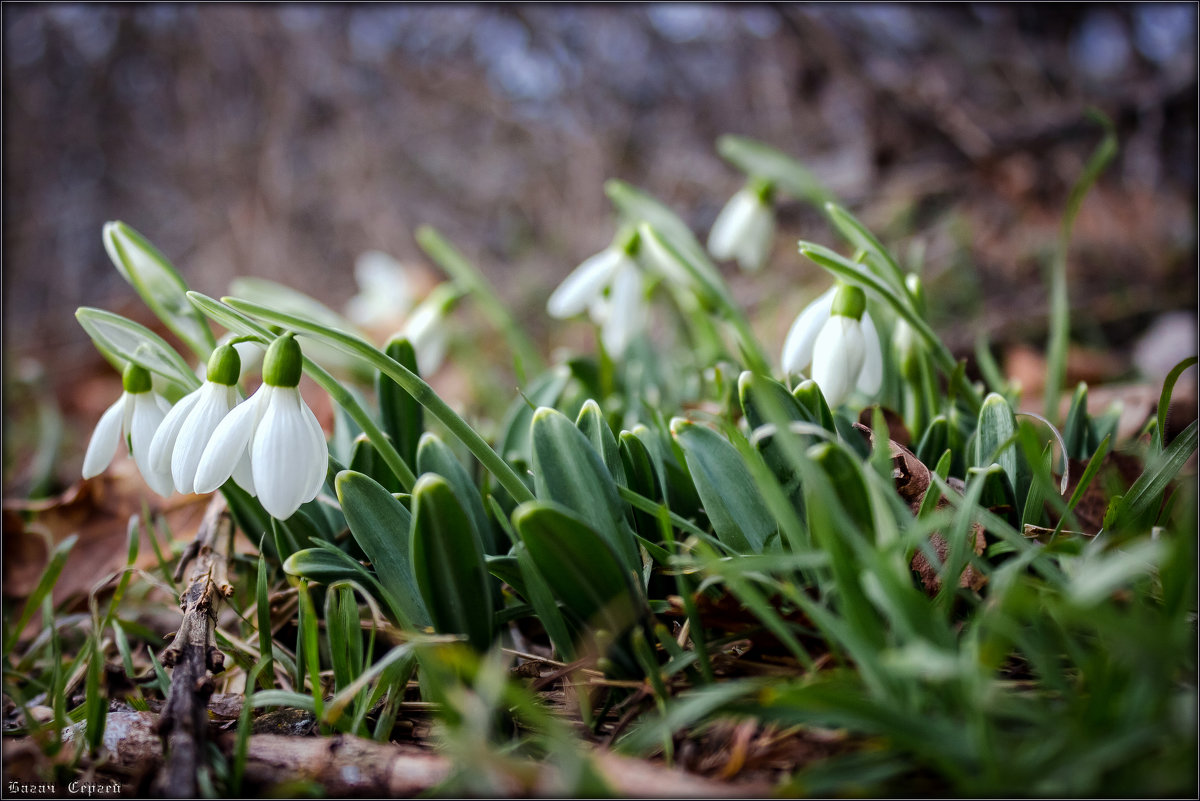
231,450,257,496
348,251,413,325
194,387,265,494
855,312,883,396
601,262,644,357
734,200,774,272
812,317,865,408
252,388,325,519
405,304,447,374
129,393,174,497
781,287,836,376
298,393,330,505
172,383,238,493
149,388,203,475
82,395,128,479
707,190,758,262
546,249,624,318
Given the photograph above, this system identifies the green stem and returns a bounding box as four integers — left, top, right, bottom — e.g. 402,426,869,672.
640,223,772,376
210,294,536,505
415,225,545,384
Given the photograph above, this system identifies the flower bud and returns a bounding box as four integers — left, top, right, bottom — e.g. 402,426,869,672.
830,284,866,321
263,332,303,388
122,362,152,394
206,343,242,386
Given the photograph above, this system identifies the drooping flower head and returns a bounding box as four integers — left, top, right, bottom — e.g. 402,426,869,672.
781,283,882,408
707,178,776,272
395,283,460,375
194,332,328,519
82,362,174,497
149,343,245,495
345,250,415,329
547,228,646,357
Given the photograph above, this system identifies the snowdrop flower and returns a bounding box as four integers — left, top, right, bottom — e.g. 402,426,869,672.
345,250,414,328
396,284,459,374
707,179,776,272
781,284,882,407
82,362,174,497
547,230,646,357
194,332,328,519
149,344,245,495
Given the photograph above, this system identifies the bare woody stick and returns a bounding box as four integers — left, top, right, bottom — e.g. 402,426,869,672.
156,493,234,797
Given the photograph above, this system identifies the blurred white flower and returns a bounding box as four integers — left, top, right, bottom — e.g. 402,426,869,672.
194,333,328,519
781,285,882,407
395,283,459,374
547,238,646,356
149,344,246,495
82,363,174,497
345,250,415,328
707,183,775,272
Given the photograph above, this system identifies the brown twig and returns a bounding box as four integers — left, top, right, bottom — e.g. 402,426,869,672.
154,493,235,797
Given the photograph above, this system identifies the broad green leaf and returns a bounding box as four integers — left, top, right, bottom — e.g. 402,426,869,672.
75,307,199,391
672,418,775,553
809,441,875,537
417,432,499,555
514,541,578,660
514,501,642,637
410,474,494,652
619,430,663,539
378,337,424,470
103,221,216,358
975,392,1019,492
576,399,627,486
716,135,834,208
739,371,805,431
791,379,838,433
531,406,640,573
496,365,571,465
916,414,966,479
349,434,404,495
335,470,427,628
283,547,380,592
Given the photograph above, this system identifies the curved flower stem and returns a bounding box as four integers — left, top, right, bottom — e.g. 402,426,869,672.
201,293,536,505
186,292,417,492
639,223,773,376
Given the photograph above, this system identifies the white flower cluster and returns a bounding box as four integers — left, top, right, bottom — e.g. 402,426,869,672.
83,334,328,520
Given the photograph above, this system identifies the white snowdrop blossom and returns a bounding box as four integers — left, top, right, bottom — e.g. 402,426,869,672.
396,284,458,374
707,181,776,272
194,333,328,519
345,250,415,328
547,232,646,357
82,363,174,497
781,285,882,407
149,344,246,495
